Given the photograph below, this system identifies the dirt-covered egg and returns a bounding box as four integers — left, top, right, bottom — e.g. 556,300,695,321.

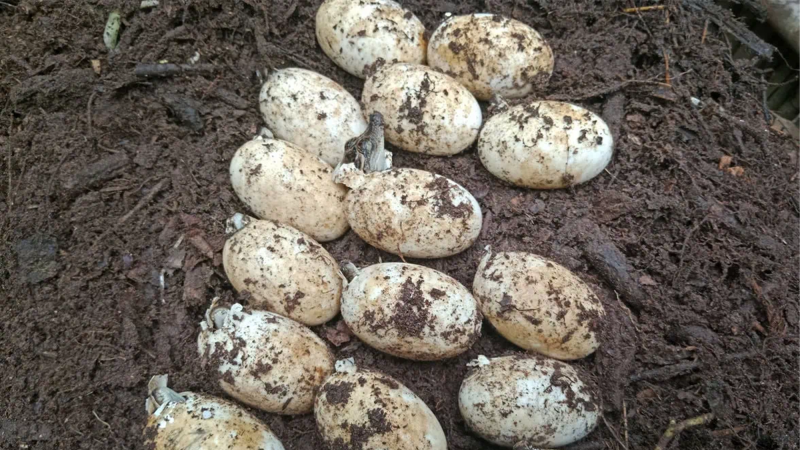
341,262,482,360
343,168,481,258
459,355,599,448
478,101,613,189
315,359,447,449
143,375,285,450
222,214,343,326
473,250,605,360
428,14,554,100
316,0,427,79
362,63,481,155
259,68,367,166
229,134,349,242
197,302,334,415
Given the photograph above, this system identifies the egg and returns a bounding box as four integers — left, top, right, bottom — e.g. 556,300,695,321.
342,262,482,360
315,359,447,449
222,214,343,326
316,0,427,79
259,68,367,166
428,14,554,100
143,375,285,450
473,250,605,360
197,302,334,415
338,167,482,258
362,63,482,155
478,101,613,189
459,355,599,448
229,135,349,242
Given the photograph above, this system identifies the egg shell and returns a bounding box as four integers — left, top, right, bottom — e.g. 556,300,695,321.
197,305,334,415
362,63,482,155
342,263,482,360
315,367,446,449
316,0,427,79
478,101,613,189
428,14,554,100
345,168,482,258
143,391,284,450
259,68,367,166
459,355,599,448
223,218,343,326
230,137,349,242
473,251,605,360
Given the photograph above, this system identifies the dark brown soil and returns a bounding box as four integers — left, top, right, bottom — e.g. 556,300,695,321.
1,1,798,449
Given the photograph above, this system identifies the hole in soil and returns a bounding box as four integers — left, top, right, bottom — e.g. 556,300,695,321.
725,264,740,282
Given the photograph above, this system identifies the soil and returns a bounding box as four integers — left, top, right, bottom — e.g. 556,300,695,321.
1,1,798,449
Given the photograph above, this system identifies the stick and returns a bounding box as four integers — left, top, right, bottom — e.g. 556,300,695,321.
623,5,665,13
86,91,97,148
654,413,715,450
602,415,630,450
134,63,217,77
548,79,669,101
664,52,671,85
118,178,170,225
701,19,709,44
630,361,700,382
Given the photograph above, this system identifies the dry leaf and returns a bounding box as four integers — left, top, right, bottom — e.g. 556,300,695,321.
323,320,353,347
639,275,658,286
91,60,102,75
726,166,745,176
718,155,733,170
187,228,214,259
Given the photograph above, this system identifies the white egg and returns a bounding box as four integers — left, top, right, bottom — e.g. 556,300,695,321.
197,303,334,415
478,101,613,189
339,168,482,258
143,375,285,449
222,215,343,326
229,136,349,242
362,63,482,155
428,14,554,100
259,68,367,166
342,262,482,360
459,355,599,448
473,250,605,360
316,0,427,78
315,360,447,449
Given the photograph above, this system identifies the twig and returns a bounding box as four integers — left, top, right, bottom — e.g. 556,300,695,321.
548,79,669,101
623,5,665,13
602,415,630,450
92,410,111,429
664,51,671,85
673,215,710,282
623,400,630,448
630,361,700,382
86,91,97,148
118,178,170,225
654,413,715,450
701,19,709,44
134,63,217,78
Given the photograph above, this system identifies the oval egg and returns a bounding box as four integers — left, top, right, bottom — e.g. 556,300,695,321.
259,68,367,166
345,168,482,258
144,377,285,450
342,263,482,360
459,355,599,448
428,14,554,100
362,63,482,155
229,137,349,242
316,0,426,78
478,101,613,189
473,251,605,360
223,217,343,326
315,363,447,449
197,304,335,415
